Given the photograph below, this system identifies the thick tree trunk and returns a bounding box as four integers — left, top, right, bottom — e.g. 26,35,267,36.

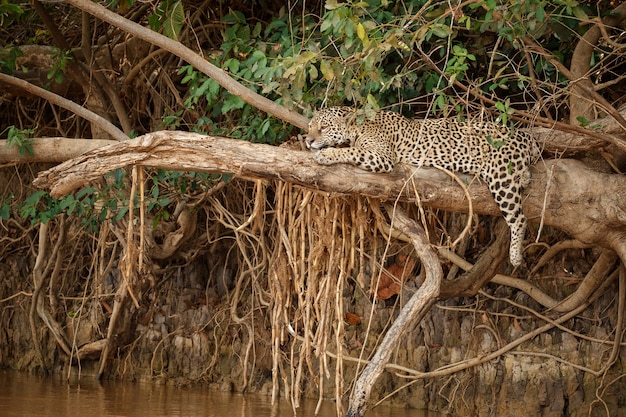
33,131,626,266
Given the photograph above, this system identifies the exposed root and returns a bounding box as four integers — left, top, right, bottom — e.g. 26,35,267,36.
438,219,509,299
8,156,626,414
531,239,593,275
29,221,49,372
345,204,442,417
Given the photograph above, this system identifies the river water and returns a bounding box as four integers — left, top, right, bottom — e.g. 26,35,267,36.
0,370,435,417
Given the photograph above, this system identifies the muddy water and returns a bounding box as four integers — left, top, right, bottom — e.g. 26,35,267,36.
0,370,435,417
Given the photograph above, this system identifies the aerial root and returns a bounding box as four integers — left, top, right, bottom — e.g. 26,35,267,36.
345,204,442,417
531,239,592,275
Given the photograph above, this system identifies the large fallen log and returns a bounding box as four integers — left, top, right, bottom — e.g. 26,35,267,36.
33,130,626,265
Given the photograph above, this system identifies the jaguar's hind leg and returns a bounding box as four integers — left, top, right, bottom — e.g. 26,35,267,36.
486,177,527,267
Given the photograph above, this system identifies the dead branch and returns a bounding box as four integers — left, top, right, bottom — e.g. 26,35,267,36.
569,2,626,125
0,137,117,163
522,36,626,138
0,73,128,142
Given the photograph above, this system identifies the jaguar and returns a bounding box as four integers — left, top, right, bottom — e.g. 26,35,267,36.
305,106,541,267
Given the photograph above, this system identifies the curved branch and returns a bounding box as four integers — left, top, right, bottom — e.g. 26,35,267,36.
64,0,309,130
0,72,128,142
345,204,442,417
569,2,626,124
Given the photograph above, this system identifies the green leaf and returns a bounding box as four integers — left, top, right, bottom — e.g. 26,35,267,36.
576,116,589,127
221,95,245,114
429,23,452,38
571,6,588,21
222,10,245,24
76,187,96,199
225,58,240,73
0,198,10,220
5,126,35,157
320,59,335,81
325,0,344,10
536,5,545,23
162,1,184,40
252,22,262,38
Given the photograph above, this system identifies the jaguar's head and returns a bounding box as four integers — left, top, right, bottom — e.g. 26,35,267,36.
305,107,357,150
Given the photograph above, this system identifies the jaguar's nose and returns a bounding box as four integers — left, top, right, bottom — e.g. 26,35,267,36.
305,135,316,149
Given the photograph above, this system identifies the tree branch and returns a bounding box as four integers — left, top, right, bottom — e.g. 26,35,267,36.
64,0,309,130
568,2,626,124
2,109,624,164
0,137,117,163
0,72,128,142
32,131,626,268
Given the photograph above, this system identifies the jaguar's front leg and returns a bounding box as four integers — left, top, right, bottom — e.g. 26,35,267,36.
314,147,395,173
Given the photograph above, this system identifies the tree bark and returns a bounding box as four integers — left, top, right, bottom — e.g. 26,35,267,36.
33,131,626,266
0,138,117,163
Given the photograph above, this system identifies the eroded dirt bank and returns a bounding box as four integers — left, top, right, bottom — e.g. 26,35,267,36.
1,169,625,417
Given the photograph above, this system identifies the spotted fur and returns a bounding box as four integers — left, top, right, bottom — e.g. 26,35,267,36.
305,106,540,267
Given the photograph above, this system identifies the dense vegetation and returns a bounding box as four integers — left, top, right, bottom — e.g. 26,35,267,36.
2,0,625,224
2,1,626,416
3,0,625,139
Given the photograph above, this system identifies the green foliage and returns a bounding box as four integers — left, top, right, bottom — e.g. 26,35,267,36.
170,0,604,127
3,125,34,157
15,167,228,231
46,48,72,86
7,0,621,229
0,1,24,27
576,115,588,126
0,193,11,220
148,0,185,40
495,98,515,126
0,45,23,74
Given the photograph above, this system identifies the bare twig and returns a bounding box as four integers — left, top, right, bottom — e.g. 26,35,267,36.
0,72,127,141
523,36,626,137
